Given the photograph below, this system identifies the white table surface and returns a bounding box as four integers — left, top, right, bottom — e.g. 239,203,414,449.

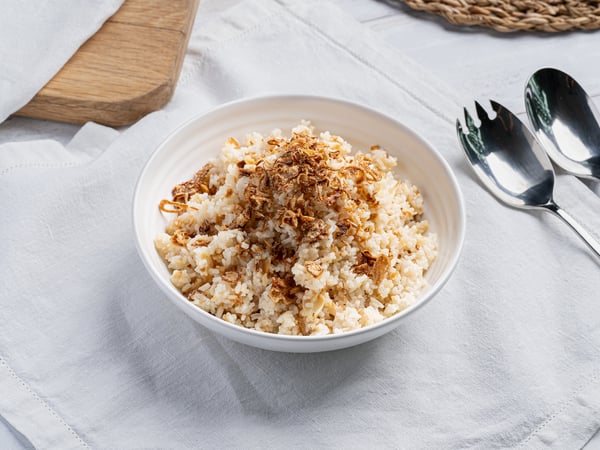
2,0,600,448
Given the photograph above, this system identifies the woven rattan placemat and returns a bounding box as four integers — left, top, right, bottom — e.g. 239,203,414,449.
402,0,600,32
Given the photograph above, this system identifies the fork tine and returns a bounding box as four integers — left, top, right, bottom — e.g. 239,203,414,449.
456,118,464,135
489,100,514,131
489,100,504,114
457,117,477,155
456,118,468,143
463,107,476,132
474,101,488,122
457,119,479,165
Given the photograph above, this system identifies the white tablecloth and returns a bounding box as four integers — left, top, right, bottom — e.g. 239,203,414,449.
1,0,600,448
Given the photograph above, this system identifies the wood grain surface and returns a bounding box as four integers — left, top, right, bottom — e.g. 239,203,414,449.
15,0,199,126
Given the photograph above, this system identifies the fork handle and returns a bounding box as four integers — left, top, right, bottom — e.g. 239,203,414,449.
544,201,600,259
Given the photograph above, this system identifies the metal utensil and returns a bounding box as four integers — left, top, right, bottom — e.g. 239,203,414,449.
525,67,600,180
457,100,600,258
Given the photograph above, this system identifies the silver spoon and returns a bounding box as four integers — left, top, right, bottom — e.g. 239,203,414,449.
457,100,600,258
525,67,600,180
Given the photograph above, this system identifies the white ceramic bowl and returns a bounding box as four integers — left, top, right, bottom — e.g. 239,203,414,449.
133,95,465,353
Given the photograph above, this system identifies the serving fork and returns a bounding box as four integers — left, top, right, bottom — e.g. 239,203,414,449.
456,100,600,258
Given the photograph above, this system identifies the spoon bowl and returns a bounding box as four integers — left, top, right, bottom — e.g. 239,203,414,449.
457,100,600,258
525,67,600,180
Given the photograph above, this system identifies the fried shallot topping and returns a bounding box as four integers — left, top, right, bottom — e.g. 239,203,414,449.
172,163,216,203
270,276,301,305
159,129,391,299
239,130,382,243
159,199,196,214
353,251,389,283
305,261,324,277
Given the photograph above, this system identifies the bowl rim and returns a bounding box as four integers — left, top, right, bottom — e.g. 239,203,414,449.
133,94,466,343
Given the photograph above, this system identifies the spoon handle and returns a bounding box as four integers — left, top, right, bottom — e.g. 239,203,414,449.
544,202,600,258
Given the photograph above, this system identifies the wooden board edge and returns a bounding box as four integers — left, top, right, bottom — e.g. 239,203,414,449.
14,0,199,127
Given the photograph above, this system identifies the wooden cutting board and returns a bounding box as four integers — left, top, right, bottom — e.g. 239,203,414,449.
15,0,199,127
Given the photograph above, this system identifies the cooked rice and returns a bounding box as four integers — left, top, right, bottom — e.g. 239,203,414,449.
155,122,437,336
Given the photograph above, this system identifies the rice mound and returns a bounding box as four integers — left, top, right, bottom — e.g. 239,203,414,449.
155,122,437,336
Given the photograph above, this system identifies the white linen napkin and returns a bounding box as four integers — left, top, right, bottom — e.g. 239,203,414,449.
0,0,124,123
1,0,600,449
